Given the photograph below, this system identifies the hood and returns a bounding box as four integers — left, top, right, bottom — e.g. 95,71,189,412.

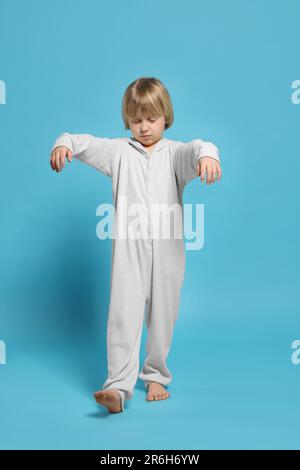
123,137,172,156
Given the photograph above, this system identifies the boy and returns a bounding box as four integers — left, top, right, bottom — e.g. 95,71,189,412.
50,77,222,413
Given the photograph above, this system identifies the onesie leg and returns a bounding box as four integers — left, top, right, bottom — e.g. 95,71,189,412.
138,238,185,389
101,239,152,408
138,273,182,388
101,292,147,406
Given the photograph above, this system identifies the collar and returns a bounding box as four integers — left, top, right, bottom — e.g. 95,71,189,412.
123,136,172,156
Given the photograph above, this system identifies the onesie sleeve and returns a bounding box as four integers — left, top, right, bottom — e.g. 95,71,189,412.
172,138,220,187
51,132,121,178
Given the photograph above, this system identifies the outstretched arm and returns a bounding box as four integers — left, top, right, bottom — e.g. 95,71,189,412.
172,138,221,187
50,132,122,178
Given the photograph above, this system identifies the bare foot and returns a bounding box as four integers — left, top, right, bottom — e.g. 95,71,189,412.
94,388,122,413
146,382,170,401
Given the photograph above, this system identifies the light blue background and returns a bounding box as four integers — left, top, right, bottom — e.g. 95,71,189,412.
0,0,299,450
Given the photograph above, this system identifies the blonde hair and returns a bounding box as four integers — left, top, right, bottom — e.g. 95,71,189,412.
122,77,174,130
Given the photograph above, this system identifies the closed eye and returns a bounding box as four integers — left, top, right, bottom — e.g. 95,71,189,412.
132,117,158,123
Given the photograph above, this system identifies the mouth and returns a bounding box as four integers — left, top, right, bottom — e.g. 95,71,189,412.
141,135,152,138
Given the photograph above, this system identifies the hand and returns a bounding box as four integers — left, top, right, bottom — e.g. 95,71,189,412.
197,157,222,184
50,145,73,172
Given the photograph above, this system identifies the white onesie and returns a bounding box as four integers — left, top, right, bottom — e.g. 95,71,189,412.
51,133,220,411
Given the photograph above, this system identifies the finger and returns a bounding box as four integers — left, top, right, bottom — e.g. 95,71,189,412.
200,163,206,183
206,166,213,184
210,166,216,183
55,150,61,172
51,155,56,171
50,154,54,170
60,152,66,170
217,164,222,181
67,149,72,163
211,167,217,183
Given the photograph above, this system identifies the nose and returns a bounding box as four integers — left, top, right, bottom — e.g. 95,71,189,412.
140,122,149,132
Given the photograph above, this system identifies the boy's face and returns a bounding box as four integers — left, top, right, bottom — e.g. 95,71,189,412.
128,111,166,147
